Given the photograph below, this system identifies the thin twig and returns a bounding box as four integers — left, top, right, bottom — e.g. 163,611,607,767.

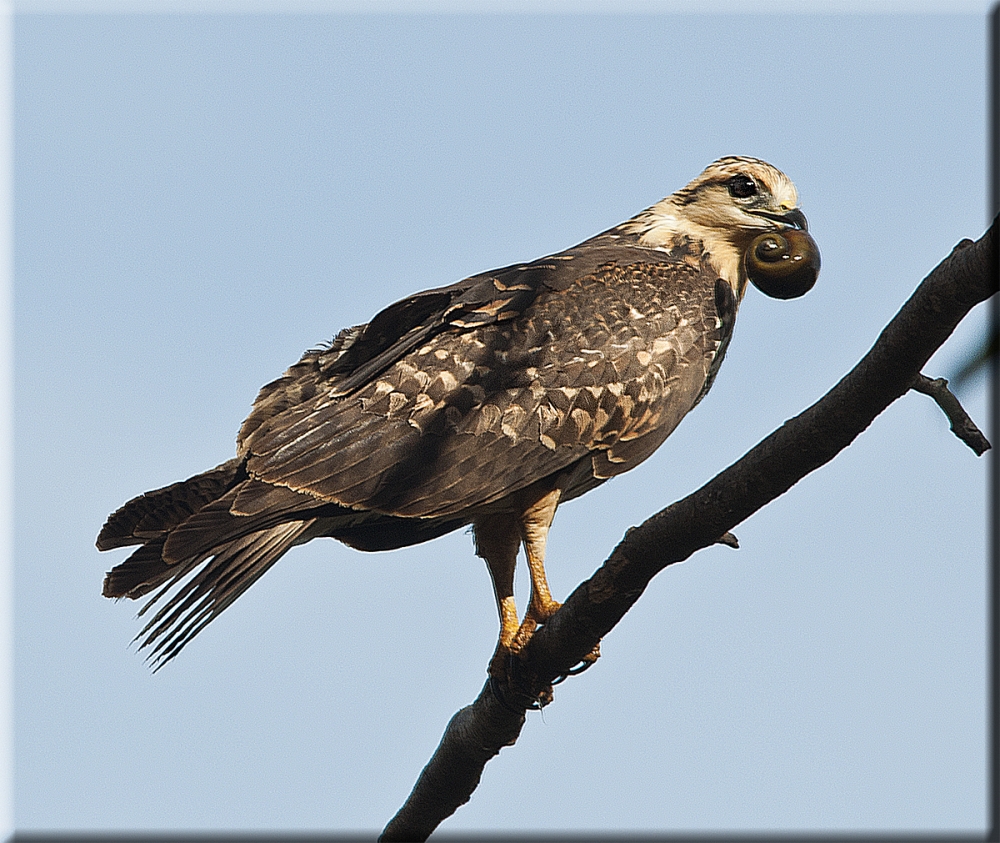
911,373,991,455
716,531,740,548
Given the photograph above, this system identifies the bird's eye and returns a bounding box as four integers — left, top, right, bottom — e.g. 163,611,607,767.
727,174,757,199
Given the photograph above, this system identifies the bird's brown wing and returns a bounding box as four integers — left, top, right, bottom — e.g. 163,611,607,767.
242,246,727,520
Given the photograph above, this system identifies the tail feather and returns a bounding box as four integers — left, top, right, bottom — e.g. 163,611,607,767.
161,480,321,565
101,538,173,599
99,457,322,668
97,459,243,551
134,520,316,669
99,456,477,668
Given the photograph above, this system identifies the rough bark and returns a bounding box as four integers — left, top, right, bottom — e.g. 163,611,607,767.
381,217,997,841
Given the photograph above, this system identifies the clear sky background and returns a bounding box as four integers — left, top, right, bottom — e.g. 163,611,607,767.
11,5,992,837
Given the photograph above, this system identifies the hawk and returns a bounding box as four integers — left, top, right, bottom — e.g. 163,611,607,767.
98,156,819,676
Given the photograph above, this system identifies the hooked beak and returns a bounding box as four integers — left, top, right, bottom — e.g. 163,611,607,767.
752,207,809,231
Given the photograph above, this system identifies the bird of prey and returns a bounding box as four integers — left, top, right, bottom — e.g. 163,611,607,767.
98,156,819,676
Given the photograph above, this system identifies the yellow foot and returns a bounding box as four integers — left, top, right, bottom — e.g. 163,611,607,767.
509,598,562,653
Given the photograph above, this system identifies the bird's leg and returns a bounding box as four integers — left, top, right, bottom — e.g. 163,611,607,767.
512,487,602,674
510,488,562,653
473,514,521,678
476,489,599,685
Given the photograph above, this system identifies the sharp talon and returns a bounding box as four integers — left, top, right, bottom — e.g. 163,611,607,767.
564,658,595,676
551,642,601,684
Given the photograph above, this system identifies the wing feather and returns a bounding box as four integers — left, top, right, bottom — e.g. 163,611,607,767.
242,246,727,520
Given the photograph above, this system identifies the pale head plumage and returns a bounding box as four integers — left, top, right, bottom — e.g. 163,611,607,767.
621,156,807,297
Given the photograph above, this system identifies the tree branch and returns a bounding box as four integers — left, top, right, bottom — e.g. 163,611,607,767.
381,217,997,841
910,373,991,455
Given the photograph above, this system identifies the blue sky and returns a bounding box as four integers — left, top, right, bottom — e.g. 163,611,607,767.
10,6,992,836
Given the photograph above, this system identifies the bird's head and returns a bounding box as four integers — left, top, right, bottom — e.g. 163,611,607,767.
624,156,819,299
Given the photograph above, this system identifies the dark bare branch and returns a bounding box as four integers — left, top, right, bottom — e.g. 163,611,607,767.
381,217,998,841
381,687,526,842
911,373,991,455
